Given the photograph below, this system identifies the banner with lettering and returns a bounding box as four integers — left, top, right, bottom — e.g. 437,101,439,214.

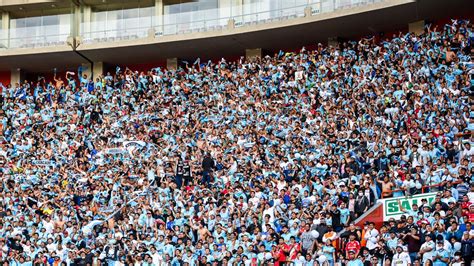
31,159,53,166
123,141,147,156
378,192,437,220
105,148,127,155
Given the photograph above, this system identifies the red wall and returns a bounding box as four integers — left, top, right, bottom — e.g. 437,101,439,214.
0,71,10,88
355,204,384,229
25,71,70,86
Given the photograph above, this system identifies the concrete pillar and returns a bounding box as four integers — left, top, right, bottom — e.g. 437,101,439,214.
304,6,312,17
1,12,8,31
1,12,9,48
10,68,25,85
328,37,339,48
227,19,235,29
82,6,92,37
166,58,178,70
93,62,104,79
155,0,164,35
148,28,155,39
219,0,232,18
409,20,425,35
245,48,262,60
231,0,243,22
79,62,102,81
72,6,81,38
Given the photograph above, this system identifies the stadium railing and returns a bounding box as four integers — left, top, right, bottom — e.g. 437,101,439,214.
0,0,388,49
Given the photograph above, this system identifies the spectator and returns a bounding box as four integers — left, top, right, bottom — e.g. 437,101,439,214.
391,246,411,266
0,18,472,265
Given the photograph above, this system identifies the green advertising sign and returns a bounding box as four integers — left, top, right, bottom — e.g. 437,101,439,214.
380,192,437,220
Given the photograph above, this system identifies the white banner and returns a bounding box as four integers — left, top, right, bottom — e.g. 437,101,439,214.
97,141,148,159
123,141,147,156
32,159,53,166
123,141,147,149
105,148,127,155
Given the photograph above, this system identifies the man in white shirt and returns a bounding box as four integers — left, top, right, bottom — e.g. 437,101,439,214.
363,222,380,252
441,190,456,205
460,142,474,160
391,246,411,266
42,216,55,234
419,234,435,264
467,186,474,203
262,202,275,223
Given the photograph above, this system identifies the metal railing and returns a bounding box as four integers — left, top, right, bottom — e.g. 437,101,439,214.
379,179,464,199
0,0,388,49
0,24,70,49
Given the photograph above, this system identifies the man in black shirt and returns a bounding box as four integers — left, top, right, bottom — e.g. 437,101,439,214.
183,156,192,187
84,247,94,265
340,223,362,242
0,205,6,219
73,251,88,266
201,152,214,187
175,157,184,188
330,204,342,232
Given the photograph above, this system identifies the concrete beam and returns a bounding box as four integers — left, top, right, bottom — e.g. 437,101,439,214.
304,6,312,17
166,58,178,70
408,20,425,35
92,61,103,79
155,0,163,35
227,19,235,29
82,6,92,37
328,36,339,48
72,6,81,39
1,12,9,48
1,12,8,29
245,48,261,60
10,68,24,85
0,0,56,7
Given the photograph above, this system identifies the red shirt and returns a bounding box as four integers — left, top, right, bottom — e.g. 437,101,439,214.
346,240,361,254
288,243,301,260
272,248,286,265
279,243,290,254
469,212,474,223
461,201,472,210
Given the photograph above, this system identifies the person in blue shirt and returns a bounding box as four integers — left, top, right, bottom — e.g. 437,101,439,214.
446,221,464,241
322,239,336,266
339,202,351,227
170,250,183,266
346,250,364,266
433,240,450,266
0,17,472,266
182,249,197,265
162,237,175,258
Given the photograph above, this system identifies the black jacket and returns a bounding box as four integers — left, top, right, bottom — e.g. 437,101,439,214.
202,156,215,172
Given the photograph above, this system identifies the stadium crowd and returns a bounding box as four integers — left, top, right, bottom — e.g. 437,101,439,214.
0,18,473,266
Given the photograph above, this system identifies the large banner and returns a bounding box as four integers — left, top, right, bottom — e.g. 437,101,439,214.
104,148,127,155
32,159,53,166
378,192,437,220
123,141,147,156
98,141,147,158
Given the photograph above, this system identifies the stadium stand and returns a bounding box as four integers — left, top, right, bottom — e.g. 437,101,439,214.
0,5,473,266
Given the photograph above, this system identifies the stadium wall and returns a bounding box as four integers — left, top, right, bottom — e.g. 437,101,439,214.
0,71,10,87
